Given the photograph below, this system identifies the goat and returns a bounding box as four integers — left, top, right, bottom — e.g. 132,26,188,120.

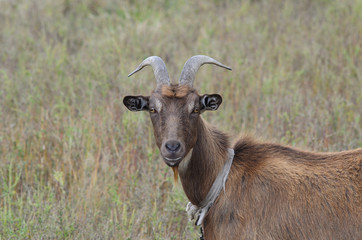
123,55,362,240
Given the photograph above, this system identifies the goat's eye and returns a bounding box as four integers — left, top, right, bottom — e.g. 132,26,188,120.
193,108,200,113
149,108,156,113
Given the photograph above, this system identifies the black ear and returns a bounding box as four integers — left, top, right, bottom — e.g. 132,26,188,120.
123,96,149,111
200,94,222,112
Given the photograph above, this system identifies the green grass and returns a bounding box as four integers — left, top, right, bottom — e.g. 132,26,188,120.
0,0,361,239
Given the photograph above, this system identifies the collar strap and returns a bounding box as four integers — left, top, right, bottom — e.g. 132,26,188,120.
186,148,235,226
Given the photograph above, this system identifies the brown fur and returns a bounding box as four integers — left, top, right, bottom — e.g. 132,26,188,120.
161,84,191,98
172,166,179,184
125,86,362,240
199,135,362,239
179,118,230,204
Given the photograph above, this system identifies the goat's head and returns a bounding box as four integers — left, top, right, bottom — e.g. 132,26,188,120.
123,55,231,168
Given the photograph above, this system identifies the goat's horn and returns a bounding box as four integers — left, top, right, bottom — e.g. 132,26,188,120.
179,55,232,87
128,56,170,86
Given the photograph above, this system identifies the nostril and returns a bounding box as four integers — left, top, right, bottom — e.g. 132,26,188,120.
165,140,181,152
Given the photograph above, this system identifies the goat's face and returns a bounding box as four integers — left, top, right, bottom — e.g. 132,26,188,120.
123,85,222,167
123,55,230,167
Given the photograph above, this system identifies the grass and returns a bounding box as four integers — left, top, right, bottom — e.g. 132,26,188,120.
0,0,361,239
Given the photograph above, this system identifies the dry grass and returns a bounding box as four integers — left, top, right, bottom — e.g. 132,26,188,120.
0,0,361,239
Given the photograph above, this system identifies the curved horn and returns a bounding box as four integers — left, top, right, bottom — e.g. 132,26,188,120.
128,56,170,87
179,55,232,87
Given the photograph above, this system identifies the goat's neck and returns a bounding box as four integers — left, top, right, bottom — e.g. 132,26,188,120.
178,117,229,205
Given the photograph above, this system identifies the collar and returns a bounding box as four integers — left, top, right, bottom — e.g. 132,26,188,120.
186,148,235,226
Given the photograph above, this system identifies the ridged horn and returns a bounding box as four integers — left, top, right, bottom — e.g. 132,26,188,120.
179,55,232,87
128,56,170,87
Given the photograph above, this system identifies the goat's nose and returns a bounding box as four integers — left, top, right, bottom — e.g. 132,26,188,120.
165,140,181,152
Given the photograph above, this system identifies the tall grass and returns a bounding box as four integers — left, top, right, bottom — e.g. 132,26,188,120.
0,0,361,239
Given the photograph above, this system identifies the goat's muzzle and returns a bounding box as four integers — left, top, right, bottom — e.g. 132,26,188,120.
161,140,185,167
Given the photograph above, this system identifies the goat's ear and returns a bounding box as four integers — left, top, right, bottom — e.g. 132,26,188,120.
123,96,149,111
200,94,222,112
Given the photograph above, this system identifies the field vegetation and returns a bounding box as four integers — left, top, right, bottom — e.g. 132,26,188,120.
0,0,361,239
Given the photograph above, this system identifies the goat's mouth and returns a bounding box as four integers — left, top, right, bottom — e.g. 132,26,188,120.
163,156,183,167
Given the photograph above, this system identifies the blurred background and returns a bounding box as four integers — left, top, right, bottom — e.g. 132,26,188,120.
0,0,361,239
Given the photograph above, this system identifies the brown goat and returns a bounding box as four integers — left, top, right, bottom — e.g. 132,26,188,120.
123,55,362,240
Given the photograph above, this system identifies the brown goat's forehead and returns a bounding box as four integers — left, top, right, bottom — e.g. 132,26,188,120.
150,85,200,113
160,85,196,98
